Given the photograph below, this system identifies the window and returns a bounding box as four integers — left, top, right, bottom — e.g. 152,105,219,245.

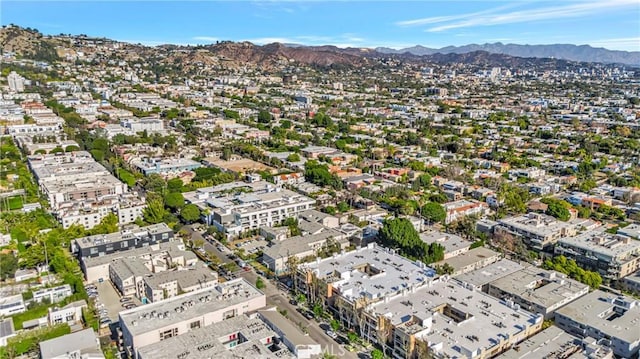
190,321,201,330
160,328,178,341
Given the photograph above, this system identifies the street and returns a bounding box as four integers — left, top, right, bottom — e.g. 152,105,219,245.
184,226,360,358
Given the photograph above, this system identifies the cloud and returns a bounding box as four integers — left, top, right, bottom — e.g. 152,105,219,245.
244,33,367,47
397,0,638,33
245,37,297,44
587,37,640,51
193,36,218,43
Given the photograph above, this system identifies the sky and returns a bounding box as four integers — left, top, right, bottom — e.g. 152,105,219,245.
2,0,639,51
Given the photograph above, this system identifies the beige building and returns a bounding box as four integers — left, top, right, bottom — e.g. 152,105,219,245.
120,278,266,358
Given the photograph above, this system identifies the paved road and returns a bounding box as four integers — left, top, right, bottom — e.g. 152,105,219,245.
238,270,358,359
184,226,359,358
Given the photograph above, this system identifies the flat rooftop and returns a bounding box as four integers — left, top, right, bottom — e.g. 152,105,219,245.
498,213,573,236
419,231,469,255
487,267,589,309
82,241,190,269
75,223,171,249
119,278,265,336
136,315,294,359
557,229,640,262
299,243,437,303
373,278,542,358
555,290,640,343
434,247,499,272
455,259,525,289
497,326,611,359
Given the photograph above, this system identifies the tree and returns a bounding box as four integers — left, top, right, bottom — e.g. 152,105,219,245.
0,253,18,280
545,200,571,221
255,277,265,289
180,204,201,223
143,198,167,224
90,213,119,235
330,319,341,332
164,192,185,210
421,202,446,224
379,217,444,264
371,349,384,359
142,173,166,193
64,145,80,152
257,110,273,123
166,178,184,192
287,153,301,162
337,201,350,213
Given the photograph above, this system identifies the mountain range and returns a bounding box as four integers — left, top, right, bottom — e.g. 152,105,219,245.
375,43,640,66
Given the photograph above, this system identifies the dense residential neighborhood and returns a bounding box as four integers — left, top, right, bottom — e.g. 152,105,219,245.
0,25,639,359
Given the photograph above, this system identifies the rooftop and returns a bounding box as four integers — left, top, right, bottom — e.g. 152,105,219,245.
455,259,525,289
74,223,172,249
374,278,542,358
498,213,574,236
434,247,500,272
487,266,589,309
299,243,436,303
498,326,612,359
557,228,640,262
119,278,264,336
419,231,470,255
136,315,294,359
555,290,640,343
39,328,100,359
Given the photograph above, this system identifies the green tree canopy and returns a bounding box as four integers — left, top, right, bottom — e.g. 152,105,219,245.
166,178,184,192
0,253,18,280
164,192,186,210
379,217,444,264
421,202,446,224
143,198,167,224
181,204,201,223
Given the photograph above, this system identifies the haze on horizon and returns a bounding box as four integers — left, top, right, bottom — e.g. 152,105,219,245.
1,0,639,52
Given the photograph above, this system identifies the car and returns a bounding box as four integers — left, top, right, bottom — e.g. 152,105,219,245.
326,330,338,339
125,304,136,309
289,299,298,306
303,311,315,320
119,297,131,303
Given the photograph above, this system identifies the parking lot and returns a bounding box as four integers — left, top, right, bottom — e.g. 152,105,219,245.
232,238,268,255
94,281,141,322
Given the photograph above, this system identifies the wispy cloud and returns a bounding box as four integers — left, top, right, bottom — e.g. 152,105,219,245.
244,33,368,48
587,37,640,51
397,0,638,33
193,36,218,43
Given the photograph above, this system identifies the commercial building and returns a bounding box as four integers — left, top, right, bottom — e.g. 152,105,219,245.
184,181,315,237
496,213,579,251
39,328,104,359
258,309,322,358
119,278,266,358
72,223,173,260
136,314,297,359
554,229,640,280
554,291,640,358
486,267,589,319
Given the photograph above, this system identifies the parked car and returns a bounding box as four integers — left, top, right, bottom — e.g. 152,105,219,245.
326,330,338,339
119,297,131,303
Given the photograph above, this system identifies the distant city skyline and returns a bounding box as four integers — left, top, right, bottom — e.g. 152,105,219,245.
2,0,639,51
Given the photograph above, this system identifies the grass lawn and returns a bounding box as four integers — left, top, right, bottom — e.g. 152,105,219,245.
1,324,70,357
12,303,50,330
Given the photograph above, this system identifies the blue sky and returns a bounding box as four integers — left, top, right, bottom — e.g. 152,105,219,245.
2,1,639,51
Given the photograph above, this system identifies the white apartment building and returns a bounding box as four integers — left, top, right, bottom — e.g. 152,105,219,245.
185,181,315,236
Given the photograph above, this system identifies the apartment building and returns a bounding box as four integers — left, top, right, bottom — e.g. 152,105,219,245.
39,328,103,359
497,326,614,359
72,223,173,260
295,244,543,359
455,259,524,292
419,231,470,259
0,294,25,317
496,213,579,251
136,314,300,359
33,284,73,304
184,181,315,236
296,244,542,358
442,200,489,224
131,157,201,176
486,267,589,319
554,291,640,358
48,300,87,326
27,151,145,229
81,242,197,283
554,229,640,280
119,279,266,358
433,247,502,276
